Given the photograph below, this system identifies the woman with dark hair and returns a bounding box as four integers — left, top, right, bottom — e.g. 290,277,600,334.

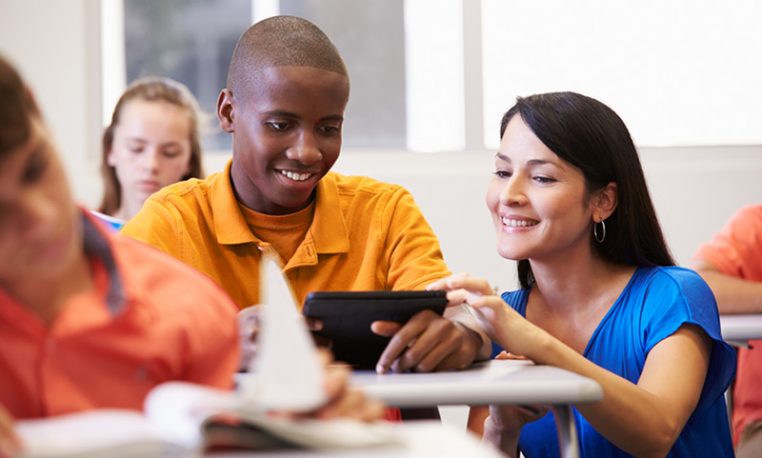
429,92,734,457
96,77,205,226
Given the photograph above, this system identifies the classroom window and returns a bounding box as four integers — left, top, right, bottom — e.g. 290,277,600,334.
481,0,762,148
103,0,762,153
104,0,252,151
103,0,466,152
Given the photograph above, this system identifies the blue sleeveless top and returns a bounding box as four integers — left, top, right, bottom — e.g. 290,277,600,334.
495,266,735,457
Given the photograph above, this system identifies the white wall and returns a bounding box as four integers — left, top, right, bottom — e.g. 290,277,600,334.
335,147,762,288
2,0,761,288
0,0,102,204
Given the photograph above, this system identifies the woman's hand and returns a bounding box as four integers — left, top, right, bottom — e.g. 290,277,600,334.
427,273,548,359
482,403,549,457
0,405,21,458
487,403,549,434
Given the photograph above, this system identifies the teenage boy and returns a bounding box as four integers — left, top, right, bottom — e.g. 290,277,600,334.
0,53,235,453
122,16,490,374
0,55,381,456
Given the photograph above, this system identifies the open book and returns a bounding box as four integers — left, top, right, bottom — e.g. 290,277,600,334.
16,255,400,457
17,382,404,457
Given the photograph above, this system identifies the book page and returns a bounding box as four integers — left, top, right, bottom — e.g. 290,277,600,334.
16,409,188,458
146,382,403,452
143,381,239,449
242,253,326,411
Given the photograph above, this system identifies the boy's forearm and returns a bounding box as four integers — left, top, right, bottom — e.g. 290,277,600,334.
696,267,762,314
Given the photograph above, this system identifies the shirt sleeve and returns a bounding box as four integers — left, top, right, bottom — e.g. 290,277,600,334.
640,268,736,419
381,186,451,290
180,285,240,389
693,205,762,280
121,195,183,257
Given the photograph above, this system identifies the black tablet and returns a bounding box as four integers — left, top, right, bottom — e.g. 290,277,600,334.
302,290,448,369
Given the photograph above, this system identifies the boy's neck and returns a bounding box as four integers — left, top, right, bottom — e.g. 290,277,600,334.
12,251,94,327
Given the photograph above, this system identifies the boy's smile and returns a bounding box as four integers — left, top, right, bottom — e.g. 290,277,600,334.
222,65,349,215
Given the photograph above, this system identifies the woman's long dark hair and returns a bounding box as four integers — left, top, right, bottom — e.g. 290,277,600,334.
500,92,674,288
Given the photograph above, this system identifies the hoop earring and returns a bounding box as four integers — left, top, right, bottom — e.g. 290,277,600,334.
594,220,606,244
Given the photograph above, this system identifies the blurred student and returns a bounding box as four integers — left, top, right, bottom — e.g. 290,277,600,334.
693,205,762,457
95,77,205,227
430,92,735,457
122,15,490,376
0,55,381,457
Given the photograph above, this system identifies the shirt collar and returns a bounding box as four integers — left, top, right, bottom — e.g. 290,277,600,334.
310,172,350,254
82,209,127,315
210,160,349,254
211,160,262,245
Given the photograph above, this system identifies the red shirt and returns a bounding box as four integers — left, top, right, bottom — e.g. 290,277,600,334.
0,212,239,418
694,205,762,444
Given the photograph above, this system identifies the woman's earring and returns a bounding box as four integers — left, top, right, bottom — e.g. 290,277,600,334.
594,219,606,244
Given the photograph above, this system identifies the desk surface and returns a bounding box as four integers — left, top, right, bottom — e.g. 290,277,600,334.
210,421,502,457
351,359,603,407
720,314,762,341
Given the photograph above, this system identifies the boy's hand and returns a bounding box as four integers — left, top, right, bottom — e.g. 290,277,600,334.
0,406,21,458
372,309,482,373
313,352,385,421
237,305,262,371
279,350,385,422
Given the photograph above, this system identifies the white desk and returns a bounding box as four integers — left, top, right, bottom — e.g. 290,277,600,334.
351,359,603,458
720,314,762,343
210,422,502,457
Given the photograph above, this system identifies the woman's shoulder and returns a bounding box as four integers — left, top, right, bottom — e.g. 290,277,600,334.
628,265,726,348
625,266,716,323
631,265,712,298
630,266,709,293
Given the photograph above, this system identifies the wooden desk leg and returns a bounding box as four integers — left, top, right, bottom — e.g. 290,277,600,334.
551,405,579,458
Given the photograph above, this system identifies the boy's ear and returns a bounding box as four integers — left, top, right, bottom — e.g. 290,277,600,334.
217,89,235,133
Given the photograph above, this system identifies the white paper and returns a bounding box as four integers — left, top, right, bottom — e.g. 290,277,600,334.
15,410,189,458
243,253,326,411
143,381,238,449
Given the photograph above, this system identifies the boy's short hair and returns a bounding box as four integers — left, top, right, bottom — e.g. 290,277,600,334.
0,55,40,157
227,15,349,100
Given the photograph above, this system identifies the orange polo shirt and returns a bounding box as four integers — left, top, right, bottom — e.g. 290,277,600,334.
122,160,450,309
0,212,239,419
